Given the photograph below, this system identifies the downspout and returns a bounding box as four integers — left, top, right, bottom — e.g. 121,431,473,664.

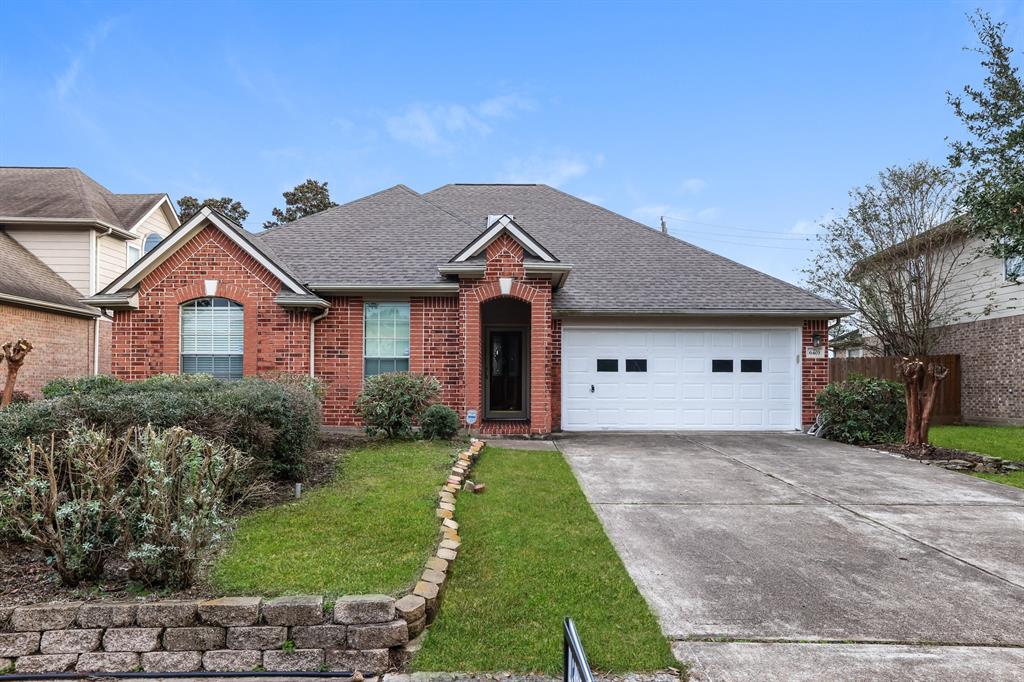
93,315,101,375
91,227,113,376
309,307,330,378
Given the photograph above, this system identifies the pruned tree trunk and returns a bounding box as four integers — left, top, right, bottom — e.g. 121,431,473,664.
1,339,34,407
900,357,949,445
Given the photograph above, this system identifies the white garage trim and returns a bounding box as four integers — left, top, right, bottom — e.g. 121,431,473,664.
560,324,803,431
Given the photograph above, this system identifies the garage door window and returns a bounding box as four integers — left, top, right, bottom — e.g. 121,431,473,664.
626,359,647,372
741,359,763,373
711,359,733,372
597,359,618,372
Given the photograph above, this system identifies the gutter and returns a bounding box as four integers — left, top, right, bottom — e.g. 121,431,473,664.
308,283,460,296
0,216,136,240
0,293,99,318
309,307,330,378
554,308,854,318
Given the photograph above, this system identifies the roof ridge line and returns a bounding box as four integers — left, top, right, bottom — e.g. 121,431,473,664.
258,183,416,235
540,184,845,309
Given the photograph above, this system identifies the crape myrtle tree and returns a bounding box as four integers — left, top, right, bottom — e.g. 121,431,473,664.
177,196,250,226
947,10,1024,277
804,162,979,445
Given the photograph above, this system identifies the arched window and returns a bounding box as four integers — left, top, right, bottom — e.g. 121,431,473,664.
180,298,243,379
143,233,162,254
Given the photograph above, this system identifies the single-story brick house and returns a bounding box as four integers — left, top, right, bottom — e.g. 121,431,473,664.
86,183,849,434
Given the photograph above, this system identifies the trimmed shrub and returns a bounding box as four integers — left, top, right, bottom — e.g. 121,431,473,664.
125,425,251,587
816,376,906,445
355,372,441,439
421,404,460,440
1,374,321,481
41,374,123,398
1,425,130,586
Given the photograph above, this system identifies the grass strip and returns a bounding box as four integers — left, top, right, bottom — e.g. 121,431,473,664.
413,447,676,673
212,440,454,597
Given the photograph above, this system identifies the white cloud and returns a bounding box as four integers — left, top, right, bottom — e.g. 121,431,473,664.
679,177,707,195
476,94,537,118
500,153,598,187
54,19,116,101
385,94,536,152
790,212,835,235
386,103,490,151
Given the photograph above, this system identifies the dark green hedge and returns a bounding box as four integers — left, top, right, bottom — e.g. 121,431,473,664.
1,374,321,481
815,375,906,445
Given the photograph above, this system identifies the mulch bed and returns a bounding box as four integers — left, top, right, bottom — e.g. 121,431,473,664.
0,440,358,607
874,442,986,463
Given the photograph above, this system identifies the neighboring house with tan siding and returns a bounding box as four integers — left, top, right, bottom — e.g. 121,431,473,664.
0,167,179,395
933,234,1023,425
850,225,1023,425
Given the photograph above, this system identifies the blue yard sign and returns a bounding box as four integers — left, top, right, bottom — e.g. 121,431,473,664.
466,409,478,425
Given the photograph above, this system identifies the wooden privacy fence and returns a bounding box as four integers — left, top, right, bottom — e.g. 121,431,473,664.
828,354,961,425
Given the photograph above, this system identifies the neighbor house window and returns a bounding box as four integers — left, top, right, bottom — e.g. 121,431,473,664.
1005,255,1024,281
364,302,410,376
127,243,141,266
180,298,243,379
143,233,162,254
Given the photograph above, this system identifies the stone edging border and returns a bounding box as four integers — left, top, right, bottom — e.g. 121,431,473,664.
0,438,486,676
871,445,1023,474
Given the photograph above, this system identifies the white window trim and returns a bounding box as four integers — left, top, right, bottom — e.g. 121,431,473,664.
363,301,411,376
126,243,142,267
179,297,245,379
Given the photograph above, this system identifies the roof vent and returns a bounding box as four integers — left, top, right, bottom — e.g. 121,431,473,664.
486,214,514,229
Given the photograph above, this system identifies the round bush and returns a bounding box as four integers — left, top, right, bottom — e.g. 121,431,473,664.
815,376,906,444
421,404,460,440
355,372,441,439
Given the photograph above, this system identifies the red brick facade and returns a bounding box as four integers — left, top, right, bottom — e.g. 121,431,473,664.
108,222,831,433
933,314,1024,425
801,319,830,426
111,226,311,381
0,303,101,397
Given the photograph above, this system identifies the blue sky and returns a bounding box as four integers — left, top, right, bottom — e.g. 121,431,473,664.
2,0,1021,284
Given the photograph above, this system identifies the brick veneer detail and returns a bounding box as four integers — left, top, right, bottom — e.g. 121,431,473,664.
0,304,99,397
802,319,829,426
933,314,1024,425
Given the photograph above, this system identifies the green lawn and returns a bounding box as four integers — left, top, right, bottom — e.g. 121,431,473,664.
413,448,676,674
971,470,1024,490
211,441,454,597
929,425,1024,462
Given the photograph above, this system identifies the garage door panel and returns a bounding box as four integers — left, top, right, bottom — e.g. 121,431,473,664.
562,327,799,431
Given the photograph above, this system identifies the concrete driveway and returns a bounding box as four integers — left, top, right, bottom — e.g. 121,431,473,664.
558,433,1024,681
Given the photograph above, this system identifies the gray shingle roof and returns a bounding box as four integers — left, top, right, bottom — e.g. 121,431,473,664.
254,183,847,316
0,167,165,230
0,231,98,315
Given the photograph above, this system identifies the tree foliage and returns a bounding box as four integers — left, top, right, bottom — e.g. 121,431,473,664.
804,162,974,445
947,10,1024,271
805,162,970,357
177,195,250,226
263,179,338,228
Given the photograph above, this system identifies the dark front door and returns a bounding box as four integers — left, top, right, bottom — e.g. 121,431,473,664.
486,328,528,419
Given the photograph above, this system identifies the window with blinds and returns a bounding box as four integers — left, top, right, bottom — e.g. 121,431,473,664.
180,298,244,379
364,302,410,376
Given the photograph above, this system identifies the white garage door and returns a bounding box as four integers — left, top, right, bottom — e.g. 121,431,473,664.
562,327,801,431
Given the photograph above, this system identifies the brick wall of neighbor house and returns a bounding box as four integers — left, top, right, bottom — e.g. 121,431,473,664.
802,319,830,426
0,304,95,396
933,314,1024,425
111,226,311,381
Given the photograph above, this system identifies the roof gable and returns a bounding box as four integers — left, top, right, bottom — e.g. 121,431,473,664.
450,213,558,263
93,206,311,300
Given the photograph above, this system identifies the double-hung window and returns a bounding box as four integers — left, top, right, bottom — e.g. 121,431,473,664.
364,302,410,376
180,298,244,379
